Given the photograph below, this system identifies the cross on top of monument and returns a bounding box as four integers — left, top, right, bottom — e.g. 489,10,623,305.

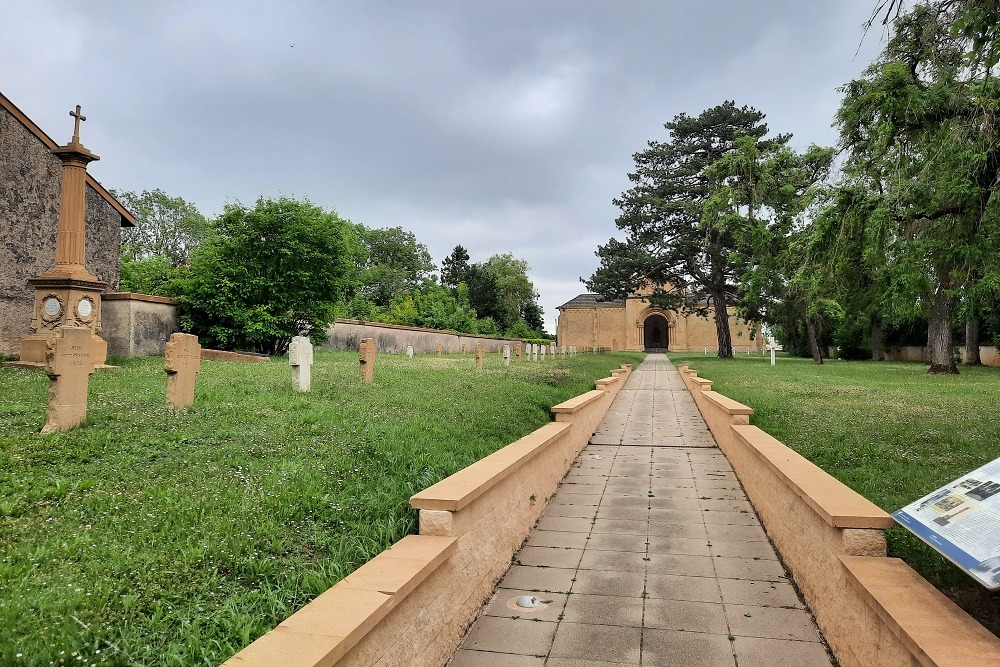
70,105,86,142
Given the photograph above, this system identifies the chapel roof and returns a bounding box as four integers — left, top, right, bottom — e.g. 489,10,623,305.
0,91,135,227
557,293,626,310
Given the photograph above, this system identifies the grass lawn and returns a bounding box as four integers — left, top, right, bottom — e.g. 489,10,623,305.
0,349,643,667
670,351,1000,636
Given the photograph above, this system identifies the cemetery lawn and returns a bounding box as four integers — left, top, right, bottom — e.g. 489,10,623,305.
0,350,643,667
670,352,1000,637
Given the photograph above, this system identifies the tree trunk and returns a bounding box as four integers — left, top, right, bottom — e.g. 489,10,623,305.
927,287,958,374
805,316,823,365
871,316,885,361
713,291,733,358
965,317,982,365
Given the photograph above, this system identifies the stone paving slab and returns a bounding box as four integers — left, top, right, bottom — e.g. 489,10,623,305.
449,354,833,667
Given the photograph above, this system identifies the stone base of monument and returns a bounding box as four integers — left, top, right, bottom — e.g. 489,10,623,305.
6,332,110,370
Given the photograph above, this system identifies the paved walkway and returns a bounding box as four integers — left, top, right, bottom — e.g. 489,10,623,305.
450,355,833,667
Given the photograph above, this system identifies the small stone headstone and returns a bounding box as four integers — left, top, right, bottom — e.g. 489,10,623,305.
533,344,539,361
359,337,376,382
475,343,485,370
461,343,467,354
289,336,313,392
437,343,443,355
503,344,511,366
41,326,95,433
406,345,414,358
561,345,567,356
165,332,202,409
515,343,522,362
540,345,546,361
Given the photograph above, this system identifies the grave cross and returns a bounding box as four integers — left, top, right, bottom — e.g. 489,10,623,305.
165,333,202,408
70,105,86,142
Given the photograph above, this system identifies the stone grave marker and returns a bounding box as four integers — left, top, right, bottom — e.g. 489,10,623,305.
41,326,95,433
533,344,539,361
359,337,376,382
561,345,567,357
437,343,443,355
540,345,546,361
461,343,467,354
406,345,414,358
515,343,522,362
289,335,313,392
475,343,485,370
503,344,510,366
165,332,202,409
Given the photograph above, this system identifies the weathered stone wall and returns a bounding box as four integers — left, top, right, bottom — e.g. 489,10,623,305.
102,293,179,357
325,319,521,355
0,107,121,357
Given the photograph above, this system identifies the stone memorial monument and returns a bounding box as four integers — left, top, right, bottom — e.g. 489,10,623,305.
164,333,201,409
359,337,376,382
289,336,313,392
16,106,108,368
475,343,485,370
40,326,95,433
503,344,510,366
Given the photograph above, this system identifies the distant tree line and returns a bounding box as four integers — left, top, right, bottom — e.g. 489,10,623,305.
589,0,1000,373
113,192,548,354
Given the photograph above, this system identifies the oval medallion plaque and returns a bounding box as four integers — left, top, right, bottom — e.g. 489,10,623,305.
77,298,93,318
43,296,62,317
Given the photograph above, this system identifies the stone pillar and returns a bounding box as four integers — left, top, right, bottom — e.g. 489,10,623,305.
41,326,95,433
165,333,201,409
359,337,376,382
475,343,485,370
289,336,313,392
15,107,108,368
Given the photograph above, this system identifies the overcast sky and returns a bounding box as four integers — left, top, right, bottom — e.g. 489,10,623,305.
2,1,887,333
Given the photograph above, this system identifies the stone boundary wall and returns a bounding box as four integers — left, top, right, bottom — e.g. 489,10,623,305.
223,363,632,667
102,293,179,357
325,319,523,355
201,349,270,363
885,345,1000,366
677,364,1000,667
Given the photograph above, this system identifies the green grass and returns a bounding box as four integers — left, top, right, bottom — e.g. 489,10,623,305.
670,351,1000,636
0,350,643,667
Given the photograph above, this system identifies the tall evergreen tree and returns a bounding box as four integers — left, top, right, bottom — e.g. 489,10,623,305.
440,245,470,288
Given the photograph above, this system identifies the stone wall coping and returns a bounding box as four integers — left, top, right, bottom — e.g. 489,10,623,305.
700,390,753,416
103,292,178,305
840,555,1000,666
692,377,713,388
223,535,456,666
335,318,526,342
550,389,607,414
595,375,621,389
733,425,893,529
410,421,572,512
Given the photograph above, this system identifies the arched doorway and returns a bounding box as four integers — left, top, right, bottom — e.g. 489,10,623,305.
643,314,669,351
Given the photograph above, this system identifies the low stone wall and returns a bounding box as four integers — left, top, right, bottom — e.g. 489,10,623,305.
102,293,179,357
886,345,1000,366
201,349,270,363
224,363,632,667
325,319,522,355
677,364,1000,667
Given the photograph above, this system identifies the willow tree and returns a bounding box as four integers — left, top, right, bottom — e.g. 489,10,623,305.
838,1,1000,373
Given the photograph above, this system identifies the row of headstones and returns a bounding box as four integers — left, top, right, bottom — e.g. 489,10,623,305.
38,328,582,432
355,339,579,383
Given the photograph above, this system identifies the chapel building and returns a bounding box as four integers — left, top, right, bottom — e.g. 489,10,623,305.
0,91,134,356
556,291,759,352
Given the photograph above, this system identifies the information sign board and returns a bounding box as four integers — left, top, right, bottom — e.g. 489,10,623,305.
893,456,1000,590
